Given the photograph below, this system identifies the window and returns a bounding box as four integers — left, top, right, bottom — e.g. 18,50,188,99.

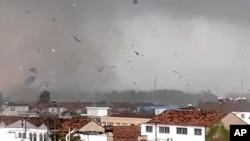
176,127,187,135
29,133,33,141
116,123,120,126
122,123,127,126
10,107,15,111
146,126,153,132
159,126,170,133
18,132,21,137
22,132,26,138
241,114,245,119
43,133,47,141
39,133,43,141
194,128,202,135
107,122,113,125
33,133,37,141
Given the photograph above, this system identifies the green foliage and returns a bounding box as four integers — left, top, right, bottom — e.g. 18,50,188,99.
206,124,229,141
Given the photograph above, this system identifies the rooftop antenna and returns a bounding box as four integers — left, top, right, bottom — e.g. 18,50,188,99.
154,75,158,90
241,80,244,95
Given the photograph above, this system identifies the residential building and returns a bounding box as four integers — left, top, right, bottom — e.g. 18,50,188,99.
0,117,50,141
231,111,250,124
100,112,153,126
86,107,111,117
154,105,180,115
0,102,30,116
141,110,227,141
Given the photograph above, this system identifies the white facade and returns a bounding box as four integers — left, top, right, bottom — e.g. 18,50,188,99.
232,112,250,124
141,123,205,141
0,105,29,116
0,119,50,141
86,107,110,117
75,133,108,141
155,108,167,115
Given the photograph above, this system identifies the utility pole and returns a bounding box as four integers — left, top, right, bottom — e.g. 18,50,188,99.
154,75,158,90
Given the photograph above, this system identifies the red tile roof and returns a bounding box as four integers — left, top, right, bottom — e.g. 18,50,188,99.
108,126,141,141
0,116,90,131
147,110,227,127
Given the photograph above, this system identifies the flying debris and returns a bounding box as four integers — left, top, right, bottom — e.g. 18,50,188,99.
135,51,139,55
98,66,104,72
173,70,180,74
187,83,190,86
59,28,62,31
29,67,38,75
124,52,127,54
73,4,76,7
73,35,81,43
127,61,131,63
36,49,40,53
133,82,136,85
109,66,115,69
174,52,177,56
64,62,67,66
52,17,55,22
37,81,50,90
179,75,182,79
25,10,30,13
132,0,138,4
131,44,134,47
76,83,79,88
153,29,157,32
24,76,36,86
52,48,56,52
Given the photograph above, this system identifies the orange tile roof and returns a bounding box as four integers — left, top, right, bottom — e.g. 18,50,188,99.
147,110,227,127
111,126,141,141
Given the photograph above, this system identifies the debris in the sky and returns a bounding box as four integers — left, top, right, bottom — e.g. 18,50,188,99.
25,10,30,13
124,52,127,54
110,66,115,69
76,83,79,88
131,44,134,47
73,35,82,43
98,66,104,72
132,0,138,4
133,82,136,85
173,70,180,74
153,29,157,32
52,48,56,52
52,17,55,22
135,51,139,55
179,75,182,79
127,61,131,63
37,49,40,53
130,68,133,71
64,62,67,66
19,67,23,71
29,67,38,75
51,72,55,75
52,78,55,82
187,83,190,86
59,28,62,31
36,81,49,90
175,52,177,56
24,76,36,86
73,4,76,7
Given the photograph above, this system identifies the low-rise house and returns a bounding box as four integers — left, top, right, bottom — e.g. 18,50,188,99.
86,107,111,117
231,111,250,124
0,102,31,116
0,116,50,141
141,110,229,141
101,112,154,126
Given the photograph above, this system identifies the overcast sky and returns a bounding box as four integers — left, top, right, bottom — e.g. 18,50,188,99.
1,0,250,98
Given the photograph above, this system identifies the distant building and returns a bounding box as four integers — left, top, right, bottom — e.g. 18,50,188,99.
86,107,111,117
232,111,250,124
0,102,32,116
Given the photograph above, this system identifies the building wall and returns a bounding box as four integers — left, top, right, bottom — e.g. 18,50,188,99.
221,112,247,130
0,106,29,116
232,112,250,124
100,116,151,126
86,107,110,117
141,123,205,141
0,128,50,141
77,133,108,141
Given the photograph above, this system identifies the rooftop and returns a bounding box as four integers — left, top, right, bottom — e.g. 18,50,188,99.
105,125,141,141
147,110,227,127
109,111,154,118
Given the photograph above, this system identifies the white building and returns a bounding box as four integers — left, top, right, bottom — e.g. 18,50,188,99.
232,111,250,124
141,110,226,141
0,102,30,116
0,119,50,141
75,132,109,141
86,107,111,117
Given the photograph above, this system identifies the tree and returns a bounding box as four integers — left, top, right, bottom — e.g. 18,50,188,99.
38,90,51,103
